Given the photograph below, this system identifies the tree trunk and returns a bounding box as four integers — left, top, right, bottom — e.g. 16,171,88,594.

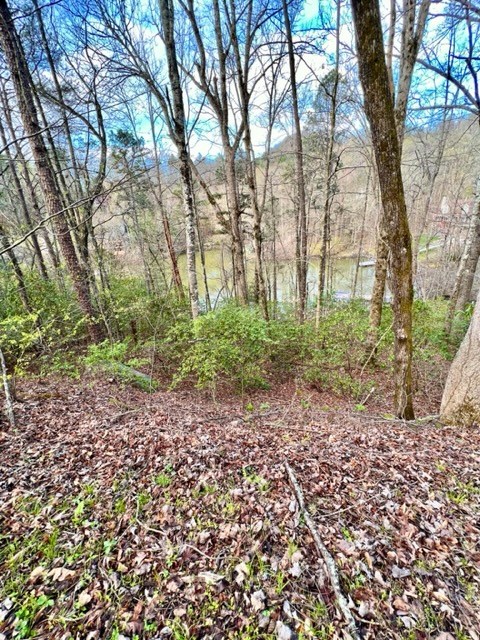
445,192,480,335
367,0,430,341
0,83,61,270
441,287,480,426
148,96,184,298
395,0,431,149
316,0,341,326
228,0,268,318
282,0,307,321
193,187,212,312
0,223,33,313
158,0,199,318
351,0,415,420
453,195,480,309
0,0,103,343
352,165,371,298
0,116,49,280
412,114,449,275
0,344,15,430
243,127,268,319
366,216,389,354
223,145,248,303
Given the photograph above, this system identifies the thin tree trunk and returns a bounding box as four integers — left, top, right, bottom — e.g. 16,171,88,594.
453,193,480,309
445,191,480,335
0,0,103,342
0,223,32,313
316,0,341,327
193,187,211,312
0,83,60,270
0,344,15,430
272,185,278,314
352,166,371,298
367,0,430,342
229,0,268,318
386,0,396,97
180,0,248,305
395,0,431,149
366,217,389,354
223,145,248,303
0,115,49,280
158,0,199,318
242,129,268,318
147,94,184,298
34,16,97,292
412,118,449,275
351,0,415,420
282,0,307,321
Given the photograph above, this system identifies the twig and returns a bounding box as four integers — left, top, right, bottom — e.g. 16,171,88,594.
109,408,145,424
135,519,215,560
360,322,393,376
285,462,359,640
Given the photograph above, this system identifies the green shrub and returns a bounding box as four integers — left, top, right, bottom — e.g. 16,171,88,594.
83,339,157,391
0,269,86,374
167,303,271,392
83,339,130,367
104,276,189,341
412,298,453,360
266,312,316,373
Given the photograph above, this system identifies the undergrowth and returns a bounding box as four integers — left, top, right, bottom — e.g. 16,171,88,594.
0,270,459,398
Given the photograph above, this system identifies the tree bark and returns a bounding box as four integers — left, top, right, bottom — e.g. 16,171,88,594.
0,344,15,430
0,0,103,342
147,95,184,298
352,165,371,298
282,0,307,321
0,222,33,313
0,116,49,280
445,191,480,335
351,0,415,419
316,0,341,326
229,0,268,318
368,0,430,342
441,286,480,426
158,0,199,317
366,216,389,354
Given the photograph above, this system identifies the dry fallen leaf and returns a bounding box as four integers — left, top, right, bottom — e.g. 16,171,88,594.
48,567,75,582
29,566,46,581
197,571,224,584
392,596,410,613
77,591,92,607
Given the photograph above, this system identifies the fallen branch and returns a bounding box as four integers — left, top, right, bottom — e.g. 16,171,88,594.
285,462,359,640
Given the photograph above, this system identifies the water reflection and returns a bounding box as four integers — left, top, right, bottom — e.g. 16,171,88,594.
177,249,377,305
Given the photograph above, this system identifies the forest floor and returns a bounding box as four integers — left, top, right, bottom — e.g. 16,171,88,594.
0,372,479,640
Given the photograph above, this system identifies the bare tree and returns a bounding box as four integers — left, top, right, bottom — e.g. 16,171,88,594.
0,0,103,342
282,0,308,320
316,0,341,325
179,0,249,304
351,0,415,419
367,0,431,351
416,0,480,333
159,0,199,317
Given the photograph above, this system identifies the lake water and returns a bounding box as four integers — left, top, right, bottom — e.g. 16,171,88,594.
177,248,377,306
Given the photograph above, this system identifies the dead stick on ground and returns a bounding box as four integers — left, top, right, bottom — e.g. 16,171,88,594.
285,462,359,640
